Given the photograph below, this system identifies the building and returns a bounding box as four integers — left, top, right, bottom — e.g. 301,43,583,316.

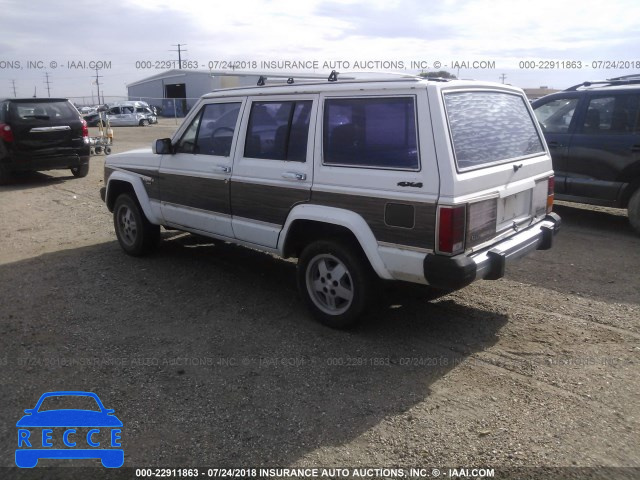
523,86,560,101
126,70,259,116
127,70,336,117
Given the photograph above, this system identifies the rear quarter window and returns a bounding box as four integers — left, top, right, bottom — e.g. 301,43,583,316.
323,96,419,170
444,91,545,171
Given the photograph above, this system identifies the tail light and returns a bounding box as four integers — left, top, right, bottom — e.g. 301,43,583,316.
81,119,89,137
437,205,466,255
0,123,13,142
547,175,555,213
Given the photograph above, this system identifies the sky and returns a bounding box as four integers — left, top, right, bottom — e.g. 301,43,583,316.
1,0,639,102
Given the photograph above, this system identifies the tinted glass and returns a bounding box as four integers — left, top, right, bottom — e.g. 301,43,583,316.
445,91,545,170
175,110,202,153
10,101,79,122
176,103,241,156
580,95,640,134
323,97,418,169
196,103,241,156
534,97,579,133
244,100,311,161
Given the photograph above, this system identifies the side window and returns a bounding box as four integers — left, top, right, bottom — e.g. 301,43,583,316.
323,97,419,170
244,100,312,161
175,103,241,156
580,95,639,134
175,110,203,154
534,97,579,133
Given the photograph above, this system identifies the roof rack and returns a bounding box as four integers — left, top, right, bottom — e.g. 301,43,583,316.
565,75,640,91
254,69,428,87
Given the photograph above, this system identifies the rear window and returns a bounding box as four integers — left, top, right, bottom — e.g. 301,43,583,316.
10,101,79,122
444,91,545,171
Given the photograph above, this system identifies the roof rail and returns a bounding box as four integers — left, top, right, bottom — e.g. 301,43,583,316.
254,70,427,87
565,75,640,91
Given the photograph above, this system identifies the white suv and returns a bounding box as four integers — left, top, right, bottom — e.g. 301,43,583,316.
100,74,560,328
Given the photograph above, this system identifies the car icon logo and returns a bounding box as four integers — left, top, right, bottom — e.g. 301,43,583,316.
15,391,123,468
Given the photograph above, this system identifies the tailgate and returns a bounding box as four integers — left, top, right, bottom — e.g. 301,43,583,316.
433,85,554,250
9,101,85,155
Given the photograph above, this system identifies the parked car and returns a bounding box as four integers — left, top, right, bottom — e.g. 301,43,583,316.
532,75,640,233
104,104,152,126
100,74,560,328
83,112,103,127
0,98,90,179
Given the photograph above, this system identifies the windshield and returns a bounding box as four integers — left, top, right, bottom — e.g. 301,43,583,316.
444,91,545,171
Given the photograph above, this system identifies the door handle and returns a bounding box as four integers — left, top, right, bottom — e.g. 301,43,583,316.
282,171,307,181
213,165,231,173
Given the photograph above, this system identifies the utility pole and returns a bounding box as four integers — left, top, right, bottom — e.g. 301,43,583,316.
11,80,17,97
33,86,37,98
93,68,103,104
499,73,507,84
170,44,187,69
44,72,52,97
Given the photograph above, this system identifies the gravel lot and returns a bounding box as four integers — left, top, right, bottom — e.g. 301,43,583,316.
1,119,639,479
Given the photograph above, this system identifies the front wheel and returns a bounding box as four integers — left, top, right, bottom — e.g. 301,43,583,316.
113,194,160,256
297,240,373,329
139,119,149,126
628,188,640,235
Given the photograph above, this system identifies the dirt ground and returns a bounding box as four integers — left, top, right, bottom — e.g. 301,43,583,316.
1,118,639,479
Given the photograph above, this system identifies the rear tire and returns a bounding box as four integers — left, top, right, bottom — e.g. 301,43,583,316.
628,188,640,235
113,193,160,256
296,240,373,329
71,163,89,177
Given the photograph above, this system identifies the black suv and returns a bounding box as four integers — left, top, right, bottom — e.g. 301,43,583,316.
0,98,91,180
532,76,640,233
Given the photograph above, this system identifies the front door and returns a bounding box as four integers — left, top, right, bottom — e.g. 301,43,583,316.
159,100,245,238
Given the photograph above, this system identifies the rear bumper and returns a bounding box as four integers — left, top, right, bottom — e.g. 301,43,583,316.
1,153,89,172
424,213,561,290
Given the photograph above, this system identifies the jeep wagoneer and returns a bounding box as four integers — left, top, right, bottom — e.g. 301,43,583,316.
100,73,560,328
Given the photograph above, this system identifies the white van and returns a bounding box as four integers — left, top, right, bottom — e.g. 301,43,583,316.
100,73,560,328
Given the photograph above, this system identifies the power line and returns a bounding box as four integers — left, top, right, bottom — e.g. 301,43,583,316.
499,73,507,84
170,43,187,69
11,80,17,97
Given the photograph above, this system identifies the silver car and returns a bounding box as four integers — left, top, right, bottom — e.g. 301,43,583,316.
105,105,153,126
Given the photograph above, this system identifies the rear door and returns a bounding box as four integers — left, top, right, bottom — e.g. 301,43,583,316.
230,95,317,247
8,100,85,157
158,99,245,237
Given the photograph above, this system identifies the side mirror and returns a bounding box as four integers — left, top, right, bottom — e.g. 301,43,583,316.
153,138,173,154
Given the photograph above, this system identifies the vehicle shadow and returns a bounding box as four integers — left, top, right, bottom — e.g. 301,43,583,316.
0,171,75,190
507,203,640,305
0,235,508,473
